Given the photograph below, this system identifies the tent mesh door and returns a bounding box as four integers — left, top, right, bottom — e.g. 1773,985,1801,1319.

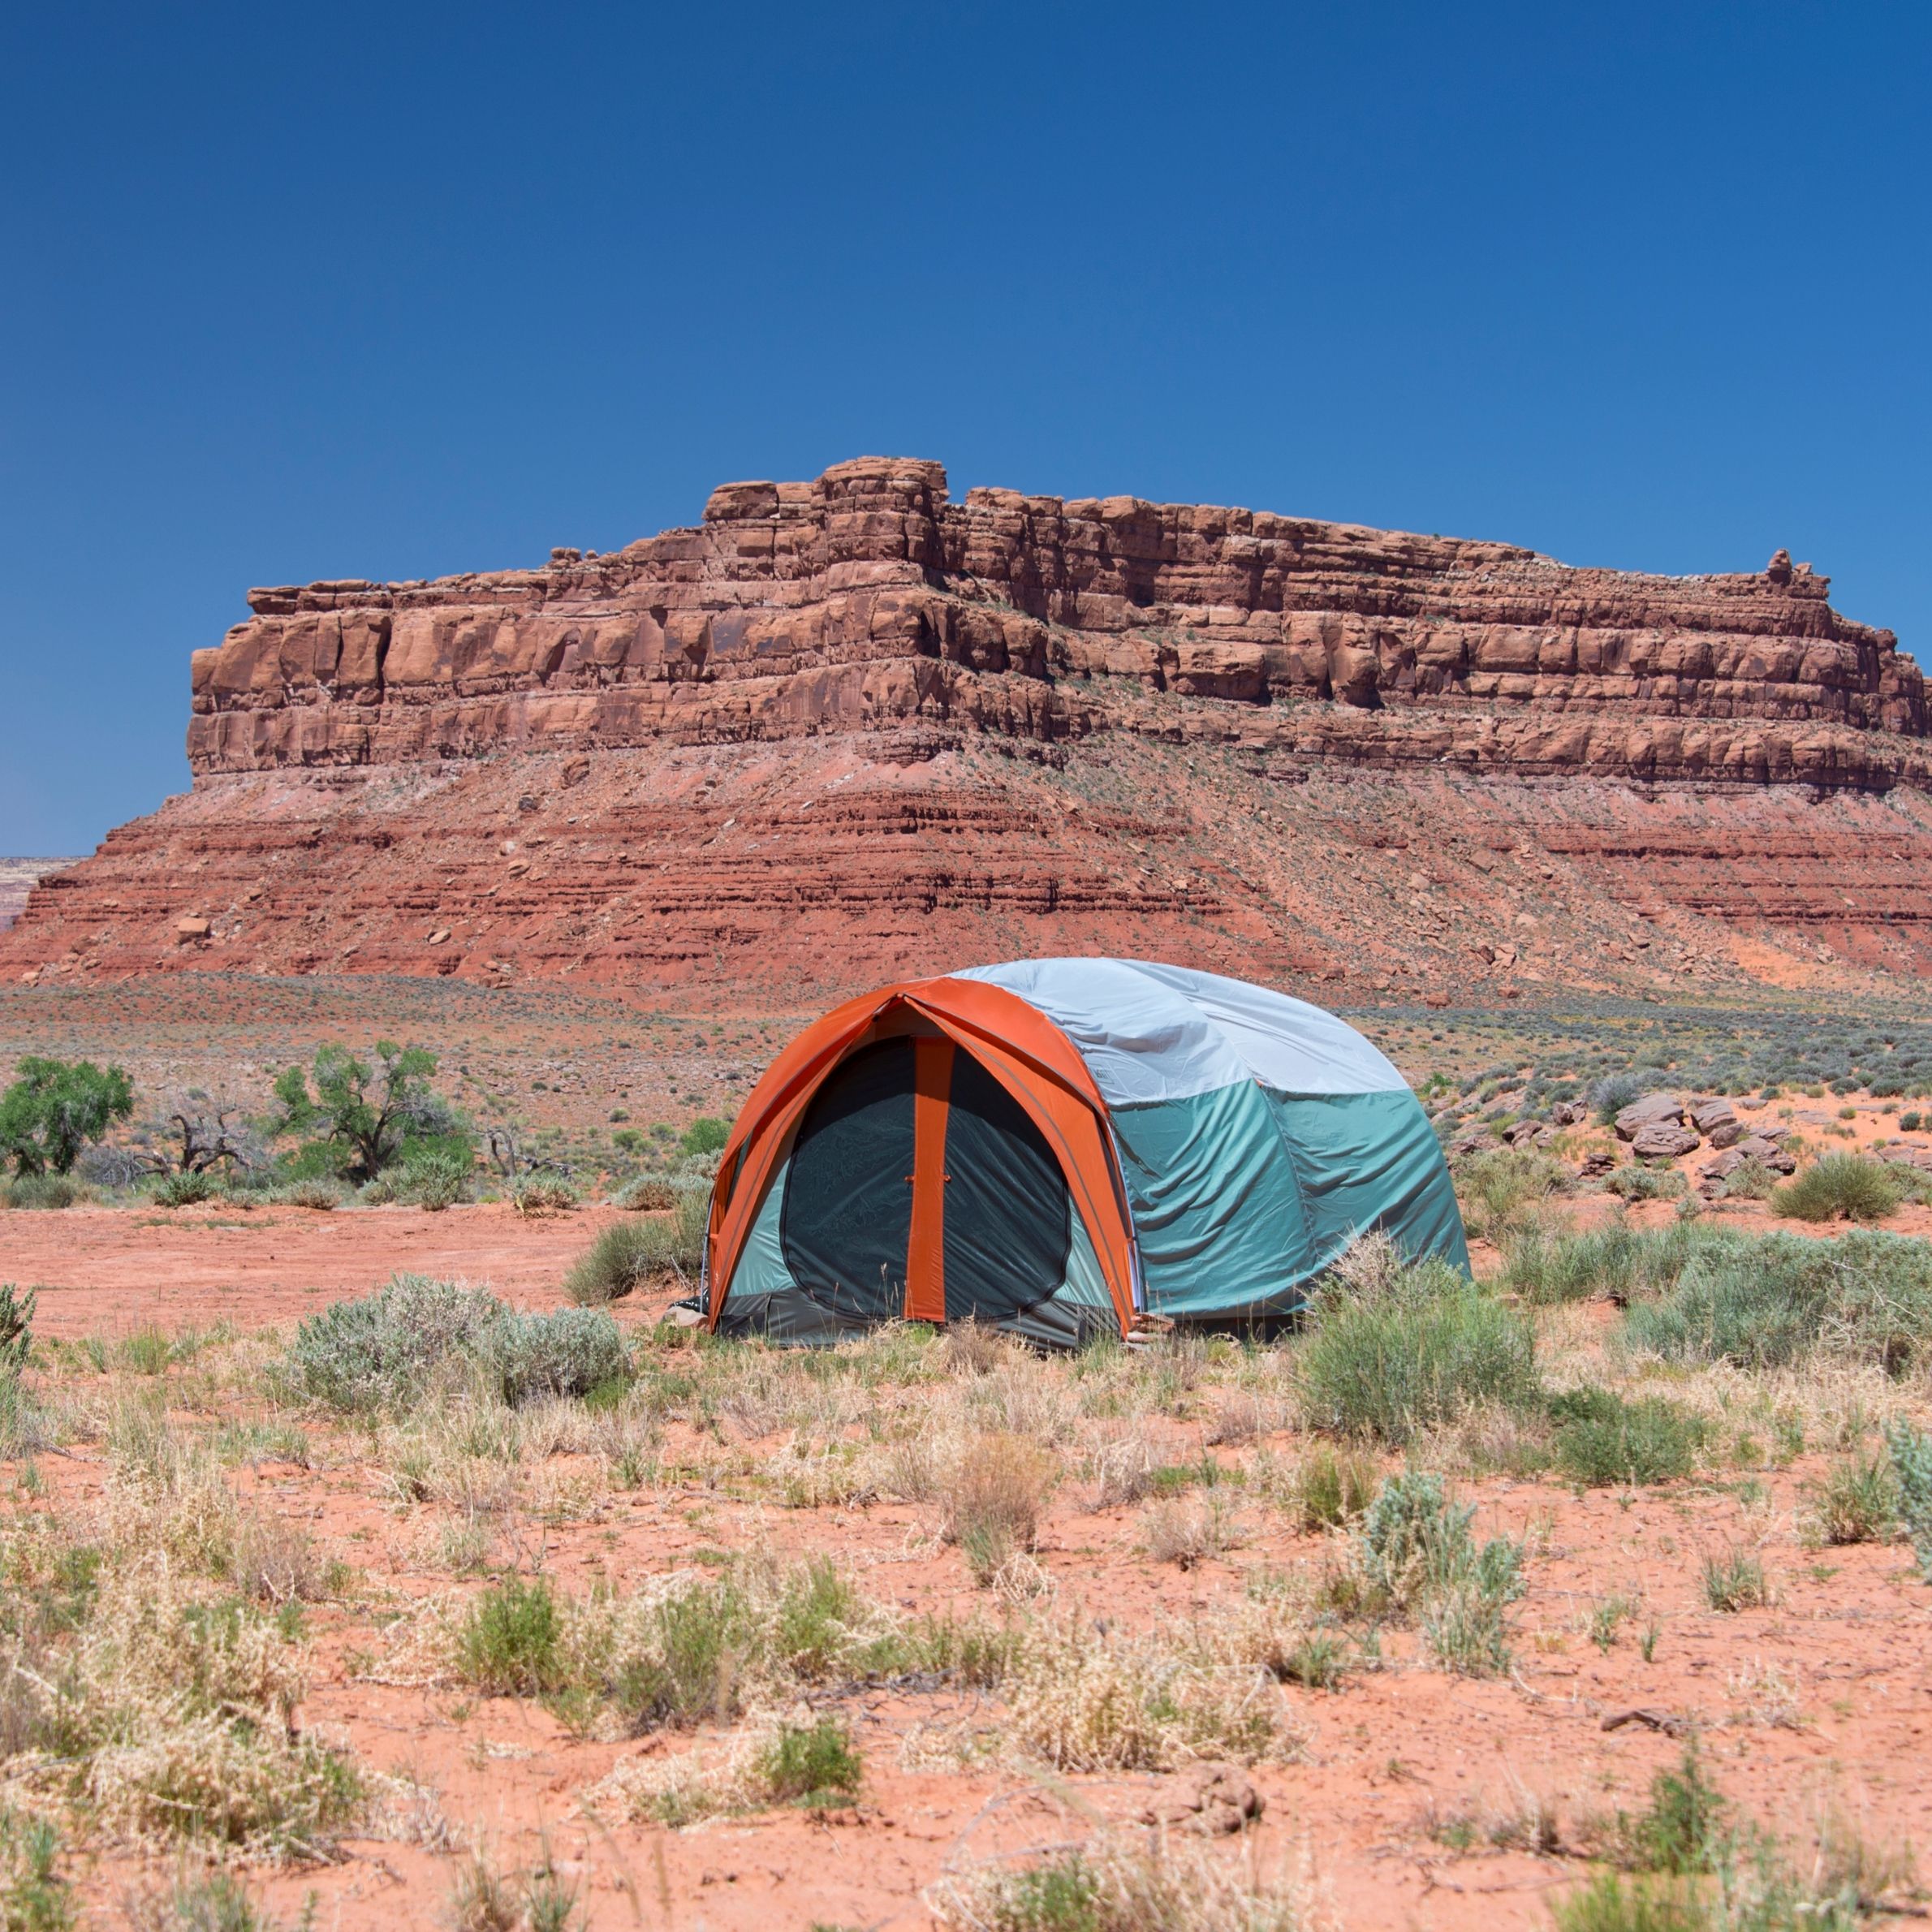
779,1038,915,1321
941,1050,1072,1322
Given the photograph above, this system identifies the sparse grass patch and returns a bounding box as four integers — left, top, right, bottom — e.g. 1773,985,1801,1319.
1299,1243,1537,1446
564,1197,706,1303
1803,1452,1898,1546
1701,1547,1771,1612
1283,1444,1377,1531
756,1715,861,1808
1456,1148,1569,1240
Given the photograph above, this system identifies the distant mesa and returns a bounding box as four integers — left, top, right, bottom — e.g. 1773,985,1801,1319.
4,458,1928,994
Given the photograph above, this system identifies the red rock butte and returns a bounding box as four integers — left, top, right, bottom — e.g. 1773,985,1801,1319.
7,456,1930,995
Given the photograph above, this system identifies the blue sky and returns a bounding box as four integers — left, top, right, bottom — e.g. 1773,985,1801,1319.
3,1,1927,854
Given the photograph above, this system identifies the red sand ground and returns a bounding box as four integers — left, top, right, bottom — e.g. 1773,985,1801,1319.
6,1190,1931,1930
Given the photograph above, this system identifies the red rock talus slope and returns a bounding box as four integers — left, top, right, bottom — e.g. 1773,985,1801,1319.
0,860,80,933
6,457,1929,997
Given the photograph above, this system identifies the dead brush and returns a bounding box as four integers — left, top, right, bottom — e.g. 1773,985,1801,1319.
1002,1615,1290,1771
1141,1492,1242,1569
229,1510,330,1605
939,1319,1012,1377
1205,1389,1269,1446
942,1430,1059,1585
968,1362,1073,1444
1087,1428,1160,1509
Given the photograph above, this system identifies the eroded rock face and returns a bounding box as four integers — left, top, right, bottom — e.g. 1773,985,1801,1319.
184,456,1928,787
6,458,1931,993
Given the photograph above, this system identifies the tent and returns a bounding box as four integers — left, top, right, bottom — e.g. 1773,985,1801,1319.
702,958,1468,1344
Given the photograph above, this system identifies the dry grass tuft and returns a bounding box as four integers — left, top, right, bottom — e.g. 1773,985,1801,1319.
942,1431,1060,1585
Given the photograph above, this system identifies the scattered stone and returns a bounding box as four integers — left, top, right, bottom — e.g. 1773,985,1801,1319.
1141,1762,1263,1835
1690,1098,1738,1136
173,916,211,944
1551,1101,1588,1127
427,929,452,945
1615,1092,1686,1140
1730,1134,1796,1174
1578,1150,1618,1179
1631,1122,1700,1159
1706,1120,1747,1149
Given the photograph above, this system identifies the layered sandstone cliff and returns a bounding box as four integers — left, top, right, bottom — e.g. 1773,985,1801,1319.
6,458,1929,995
187,455,1926,788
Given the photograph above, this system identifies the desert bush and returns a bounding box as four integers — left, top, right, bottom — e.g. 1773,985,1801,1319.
1775,1154,1903,1224
1884,1417,1932,1580
4,1173,82,1210
0,1283,34,1375
565,1195,707,1303
497,1309,627,1404
1720,1157,1780,1201
286,1275,625,1412
456,1577,564,1696
1606,1164,1688,1203
1354,1471,1524,1674
1284,1444,1377,1530
678,1117,730,1158
613,1175,675,1211
1548,1390,1705,1487
277,1177,343,1210
390,1150,472,1211
1803,1452,1898,1546
1299,1245,1537,1446
510,1177,578,1217
153,1171,220,1209
1141,1493,1239,1568
1592,1071,1659,1124
942,1431,1059,1584
756,1715,861,1807
928,1830,1322,1932
1455,1148,1568,1240
1624,1228,1932,1375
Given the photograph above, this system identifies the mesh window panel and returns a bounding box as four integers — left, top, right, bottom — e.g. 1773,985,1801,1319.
942,1050,1072,1323
780,1038,915,1321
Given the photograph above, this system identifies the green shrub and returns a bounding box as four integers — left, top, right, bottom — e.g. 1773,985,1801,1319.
456,1578,564,1695
511,1177,579,1217
1901,1111,1923,1132
756,1717,860,1807
1549,1390,1704,1486
1774,1155,1903,1224
4,1174,80,1210
497,1309,628,1404
1592,1072,1658,1125
1621,1745,1730,1874
1884,1417,1932,1581
678,1117,730,1158
1624,1228,1932,1376
614,1175,675,1211
1286,1444,1377,1529
391,1150,472,1211
1719,1157,1779,1201
1607,1164,1688,1203
285,1274,626,1412
1354,1472,1524,1675
1548,1872,1706,1931
0,1284,33,1375
1300,1253,1537,1446
154,1171,220,1208
274,1178,343,1210
565,1194,707,1303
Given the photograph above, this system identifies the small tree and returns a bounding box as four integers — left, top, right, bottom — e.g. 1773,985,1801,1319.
272,1041,443,1181
0,1057,135,1175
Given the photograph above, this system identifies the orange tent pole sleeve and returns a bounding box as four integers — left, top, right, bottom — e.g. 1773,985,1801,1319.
904,1037,954,1323
911,1012,1138,1338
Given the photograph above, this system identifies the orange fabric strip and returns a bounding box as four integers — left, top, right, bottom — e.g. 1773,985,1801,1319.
904,1037,954,1323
